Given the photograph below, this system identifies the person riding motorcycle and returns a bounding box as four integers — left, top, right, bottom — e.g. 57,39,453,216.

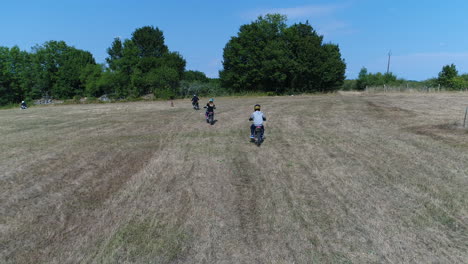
204,98,216,123
191,94,199,109
20,100,28,109
249,104,266,139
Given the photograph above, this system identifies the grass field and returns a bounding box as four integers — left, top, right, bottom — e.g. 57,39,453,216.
1,92,467,263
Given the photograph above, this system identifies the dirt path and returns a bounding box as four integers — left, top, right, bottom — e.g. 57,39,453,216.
1,94,467,263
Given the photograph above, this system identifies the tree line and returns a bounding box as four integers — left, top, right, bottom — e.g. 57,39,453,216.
2,14,467,107
0,14,349,106
345,64,468,91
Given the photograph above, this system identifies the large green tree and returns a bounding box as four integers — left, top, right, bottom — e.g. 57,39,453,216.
438,64,458,89
132,26,168,58
0,46,32,104
104,26,186,98
220,14,346,93
31,41,96,99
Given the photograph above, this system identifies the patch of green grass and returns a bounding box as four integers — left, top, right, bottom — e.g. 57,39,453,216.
96,217,191,263
412,201,460,232
424,202,458,230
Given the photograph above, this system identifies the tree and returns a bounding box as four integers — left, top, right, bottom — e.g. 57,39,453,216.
131,26,168,58
450,76,467,90
318,43,346,91
356,67,368,90
220,14,346,94
80,64,105,97
438,64,458,88
106,37,123,71
0,46,31,104
183,70,209,82
31,41,96,99
104,26,186,98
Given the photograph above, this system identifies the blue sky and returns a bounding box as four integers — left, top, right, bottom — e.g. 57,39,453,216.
1,0,467,80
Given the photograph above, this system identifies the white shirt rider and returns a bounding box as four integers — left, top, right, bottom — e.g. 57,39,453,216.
250,111,266,126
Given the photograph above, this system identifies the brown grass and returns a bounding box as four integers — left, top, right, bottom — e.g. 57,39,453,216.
1,93,467,263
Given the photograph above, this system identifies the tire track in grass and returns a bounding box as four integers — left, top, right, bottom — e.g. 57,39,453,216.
231,153,260,247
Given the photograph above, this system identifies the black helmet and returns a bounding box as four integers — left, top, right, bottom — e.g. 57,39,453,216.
254,104,260,110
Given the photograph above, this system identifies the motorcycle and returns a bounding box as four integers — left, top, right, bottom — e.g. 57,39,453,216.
192,101,199,110
252,125,264,146
206,111,214,125
204,105,216,125
20,105,28,110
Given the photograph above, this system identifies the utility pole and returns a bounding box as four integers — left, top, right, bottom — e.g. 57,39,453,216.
386,50,392,74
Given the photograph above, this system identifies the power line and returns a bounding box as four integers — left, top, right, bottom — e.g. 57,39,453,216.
386,50,392,74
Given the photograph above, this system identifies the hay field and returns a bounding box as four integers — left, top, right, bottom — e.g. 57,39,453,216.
1,93,467,263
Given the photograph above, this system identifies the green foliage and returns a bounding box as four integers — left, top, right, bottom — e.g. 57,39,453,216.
438,64,458,88
450,76,466,90
131,26,168,58
183,70,209,82
342,79,357,91
179,78,224,97
356,67,368,90
435,64,468,90
73,95,81,102
80,64,105,97
106,38,123,71
0,25,189,105
355,67,404,90
104,26,186,98
220,14,346,94
149,66,180,97
31,41,96,99
0,46,36,105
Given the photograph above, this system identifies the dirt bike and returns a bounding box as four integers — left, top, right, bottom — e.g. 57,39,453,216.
204,106,215,125
252,125,264,146
20,105,28,110
192,101,199,110
206,111,214,125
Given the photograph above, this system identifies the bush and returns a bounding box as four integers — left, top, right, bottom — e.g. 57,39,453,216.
341,80,357,91
155,88,176,100
73,95,81,103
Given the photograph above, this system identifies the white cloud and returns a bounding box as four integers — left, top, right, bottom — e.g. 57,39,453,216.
316,20,356,37
242,4,353,38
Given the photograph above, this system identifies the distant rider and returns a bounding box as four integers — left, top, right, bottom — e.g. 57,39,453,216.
191,94,199,108
204,98,216,123
20,100,28,109
249,104,266,139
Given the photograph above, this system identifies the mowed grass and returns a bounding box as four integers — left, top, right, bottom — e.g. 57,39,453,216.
1,93,467,263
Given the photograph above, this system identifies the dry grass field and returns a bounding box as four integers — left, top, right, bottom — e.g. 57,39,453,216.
1,92,467,263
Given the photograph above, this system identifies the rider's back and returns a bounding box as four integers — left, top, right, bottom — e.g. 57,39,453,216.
250,111,265,126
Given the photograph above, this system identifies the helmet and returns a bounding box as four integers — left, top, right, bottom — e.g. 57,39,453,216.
254,104,261,111
209,98,214,102
193,94,197,97
22,101,25,103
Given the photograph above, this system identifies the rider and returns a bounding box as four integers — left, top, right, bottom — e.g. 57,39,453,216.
20,100,27,109
249,104,266,139
191,94,199,108
204,98,216,122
